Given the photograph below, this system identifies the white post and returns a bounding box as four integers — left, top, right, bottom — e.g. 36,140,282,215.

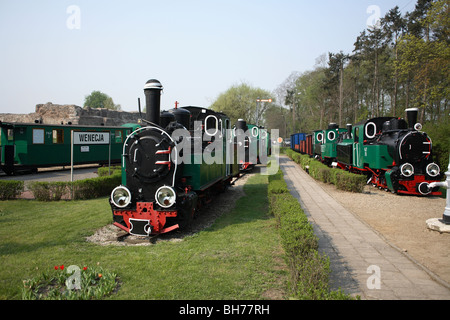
108,131,111,176
71,130,74,183
429,154,450,224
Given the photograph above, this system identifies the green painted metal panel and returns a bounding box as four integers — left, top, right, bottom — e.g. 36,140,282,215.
385,169,394,191
362,145,392,169
183,153,225,191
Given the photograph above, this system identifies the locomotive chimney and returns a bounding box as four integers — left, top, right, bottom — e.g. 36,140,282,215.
144,79,163,125
346,123,352,134
405,108,418,130
236,119,248,132
328,123,338,130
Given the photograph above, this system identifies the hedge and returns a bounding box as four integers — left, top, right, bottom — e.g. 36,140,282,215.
285,149,366,193
0,180,24,200
27,172,121,201
97,166,122,177
28,181,68,201
268,169,351,300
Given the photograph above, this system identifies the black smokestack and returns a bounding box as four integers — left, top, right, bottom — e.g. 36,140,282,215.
346,123,352,133
405,108,418,130
236,119,248,131
144,79,163,125
328,123,338,130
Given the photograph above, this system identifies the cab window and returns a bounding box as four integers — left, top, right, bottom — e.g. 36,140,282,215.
115,130,123,143
52,129,64,144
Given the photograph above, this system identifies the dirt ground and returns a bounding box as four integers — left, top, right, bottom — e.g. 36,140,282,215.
318,181,450,285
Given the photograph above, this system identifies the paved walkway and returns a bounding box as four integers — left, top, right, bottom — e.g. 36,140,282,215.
279,155,450,300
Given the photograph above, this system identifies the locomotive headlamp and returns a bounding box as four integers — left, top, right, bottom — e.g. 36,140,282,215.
426,163,440,177
400,163,414,177
111,186,132,208
155,186,176,208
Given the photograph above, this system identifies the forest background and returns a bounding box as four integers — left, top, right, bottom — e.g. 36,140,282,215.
209,0,449,172
84,0,448,173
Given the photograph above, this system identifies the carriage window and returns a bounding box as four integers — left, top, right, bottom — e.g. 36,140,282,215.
52,129,64,144
328,131,336,141
354,128,359,143
365,122,376,139
8,129,14,141
205,115,218,136
115,130,123,143
33,128,44,144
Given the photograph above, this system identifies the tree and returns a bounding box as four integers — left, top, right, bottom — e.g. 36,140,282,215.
84,91,121,111
381,6,407,116
325,51,350,126
396,0,449,123
210,83,273,126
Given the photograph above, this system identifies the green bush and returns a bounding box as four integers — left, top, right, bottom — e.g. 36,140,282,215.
0,180,24,200
268,170,289,195
97,166,122,177
28,181,68,201
333,170,367,193
27,172,121,201
286,149,366,193
70,173,121,200
267,169,352,299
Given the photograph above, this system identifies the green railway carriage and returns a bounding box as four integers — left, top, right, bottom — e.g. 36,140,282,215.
313,129,324,159
320,123,348,164
180,107,239,191
350,117,394,170
0,121,136,175
232,121,271,171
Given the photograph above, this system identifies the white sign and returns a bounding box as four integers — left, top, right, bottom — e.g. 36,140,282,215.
80,146,90,152
73,132,110,145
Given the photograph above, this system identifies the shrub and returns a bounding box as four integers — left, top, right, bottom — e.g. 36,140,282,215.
70,173,121,200
286,150,366,193
97,166,122,177
333,170,367,193
268,170,289,195
0,180,24,200
28,181,68,201
27,172,121,201
268,168,353,300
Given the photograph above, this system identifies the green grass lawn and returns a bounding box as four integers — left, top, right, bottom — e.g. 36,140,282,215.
0,173,288,300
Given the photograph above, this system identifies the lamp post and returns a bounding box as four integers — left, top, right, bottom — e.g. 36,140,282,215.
256,98,272,126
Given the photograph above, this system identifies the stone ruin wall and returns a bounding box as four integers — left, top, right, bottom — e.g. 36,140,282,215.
0,102,141,126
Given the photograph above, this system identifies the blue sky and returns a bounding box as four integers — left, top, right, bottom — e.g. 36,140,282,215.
0,0,417,114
